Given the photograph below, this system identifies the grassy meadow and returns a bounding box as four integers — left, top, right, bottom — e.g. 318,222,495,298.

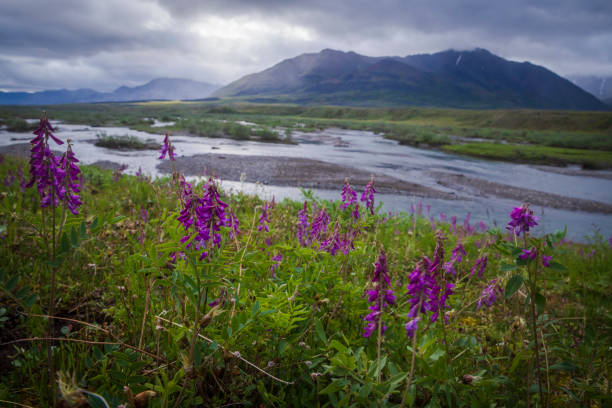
1,103,611,167
0,119,611,406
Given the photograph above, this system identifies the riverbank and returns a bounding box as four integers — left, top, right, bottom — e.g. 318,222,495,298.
156,151,612,214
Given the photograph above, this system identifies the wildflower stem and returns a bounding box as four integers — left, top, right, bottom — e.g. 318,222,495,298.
230,210,258,325
376,295,383,383
138,277,153,351
47,193,57,406
400,320,419,408
524,234,544,405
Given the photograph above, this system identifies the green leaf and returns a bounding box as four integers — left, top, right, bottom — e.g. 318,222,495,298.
314,319,327,344
500,263,517,272
91,217,99,231
24,293,37,308
71,227,79,248
547,261,567,272
60,233,70,254
535,293,546,314
80,221,87,239
550,361,577,371
505,275,523,298
319,380,344,395
5,275,18,291
329,339,348,354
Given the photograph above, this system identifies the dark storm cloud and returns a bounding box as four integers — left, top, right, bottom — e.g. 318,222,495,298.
1,0,611,91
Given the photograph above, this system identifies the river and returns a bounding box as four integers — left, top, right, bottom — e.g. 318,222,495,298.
1,122,611,241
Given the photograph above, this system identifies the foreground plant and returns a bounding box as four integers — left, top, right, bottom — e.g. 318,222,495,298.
363,248,395,383
25,112,83,402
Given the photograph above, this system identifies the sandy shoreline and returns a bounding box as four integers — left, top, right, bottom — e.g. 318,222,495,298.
157,153,458,199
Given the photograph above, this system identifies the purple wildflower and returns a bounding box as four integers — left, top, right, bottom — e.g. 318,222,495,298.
519,247,538,261
226,208,241,240
470,255,488,279
477,279,503,309
442,261,456,276
58,142,82,215
463,212,471,230
340,179,361,220
450,243,466,263
320,224,342,255
4,171,15,187
360,177,376,215
405,232,454,334
608,235,612,249
352,204,360,220
320,225,355,256
297,201,309,246
177,177,231,260
478,221,487,232
341,179,357,209
270,252,282,277
439,212,447,222
363,249,395,338
208,288,226,307
158,133,177,161
113,164,127,182
26,115,66,208
310,207,330,241
507,204,539,236
258,201,271,232
405,316,420,338
451,216,457,233
541,254,552,267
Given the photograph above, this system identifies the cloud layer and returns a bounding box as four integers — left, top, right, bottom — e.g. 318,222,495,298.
2,0,611,91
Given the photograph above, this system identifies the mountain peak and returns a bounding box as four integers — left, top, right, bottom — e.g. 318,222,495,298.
214,48,607,110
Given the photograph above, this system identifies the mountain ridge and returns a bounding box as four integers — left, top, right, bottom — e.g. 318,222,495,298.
213,48,608,110
0,78,219,105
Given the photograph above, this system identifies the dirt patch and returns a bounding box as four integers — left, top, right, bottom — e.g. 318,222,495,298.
158,153,458,199
431,171,612,214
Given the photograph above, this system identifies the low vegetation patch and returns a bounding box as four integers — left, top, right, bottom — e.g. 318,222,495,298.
443,142,612,169
94,133,160,150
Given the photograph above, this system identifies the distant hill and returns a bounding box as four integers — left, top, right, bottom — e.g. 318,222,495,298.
568,75,612,102
0,78,219,105
213,48,608,110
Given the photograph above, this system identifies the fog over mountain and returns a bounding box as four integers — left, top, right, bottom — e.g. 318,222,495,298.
0,78,219,105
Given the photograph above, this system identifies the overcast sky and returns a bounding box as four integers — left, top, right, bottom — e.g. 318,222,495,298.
1,0,611,92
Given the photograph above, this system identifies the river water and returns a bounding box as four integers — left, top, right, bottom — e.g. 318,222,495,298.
1,123,611,241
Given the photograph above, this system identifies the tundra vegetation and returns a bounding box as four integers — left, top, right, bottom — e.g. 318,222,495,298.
1,103,611,167
0,113,610,407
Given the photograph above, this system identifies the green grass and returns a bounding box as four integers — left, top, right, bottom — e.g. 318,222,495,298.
1,102,611,166
443,142,612,169
0,152,611,406
94,133,160,150
3,117,38,132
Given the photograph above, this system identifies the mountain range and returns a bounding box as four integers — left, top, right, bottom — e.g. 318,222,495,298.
1,49,609,110
213,48,608,110
0,78,219,105
568,75,612,104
